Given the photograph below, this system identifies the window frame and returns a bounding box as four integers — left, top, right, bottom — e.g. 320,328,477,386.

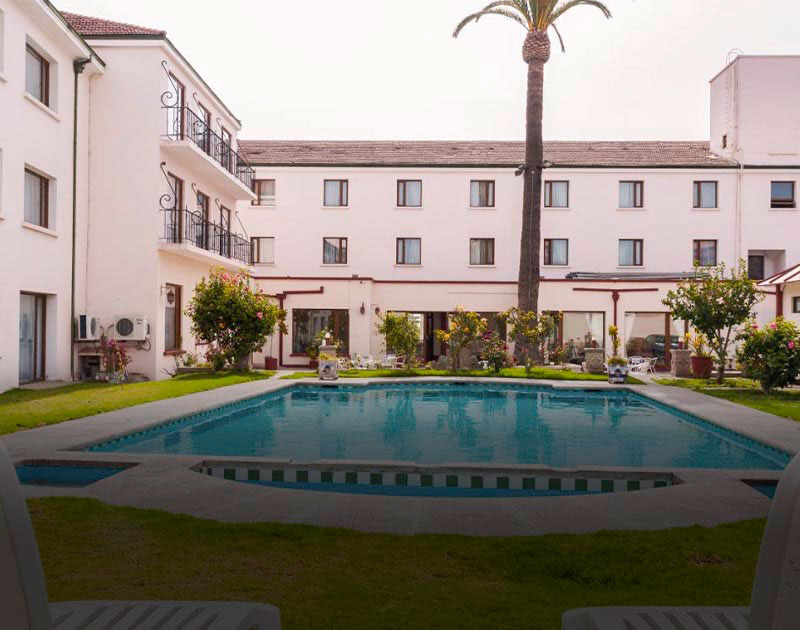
543,238,569,266
619,180,644,209
323,179,349,207
747,254,766,281
470,180,495,208
24,168,49,228
396,237,422,265
693,239,718,267
252,179,276,206
544,180,569,208
469,238,495,266
322,237,348,265
693,181,718,209
771,181,796,209
251,236,275,265
618,239,644,267
397,179,423,207
164,283,182,353
25,44,50,107
793,297,800,314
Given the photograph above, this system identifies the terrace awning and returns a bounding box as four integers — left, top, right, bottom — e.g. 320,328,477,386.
758,263,800,287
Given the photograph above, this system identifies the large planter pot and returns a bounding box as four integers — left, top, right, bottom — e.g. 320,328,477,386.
608,363,628,384
264,357,279,370
691,356,714,379
670,349,692,377
318,359,339,380
584,348,606,374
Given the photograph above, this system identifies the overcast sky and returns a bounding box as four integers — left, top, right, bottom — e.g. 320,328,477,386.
57,0,800,141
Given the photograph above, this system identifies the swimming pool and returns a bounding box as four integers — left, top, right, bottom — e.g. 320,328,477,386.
87,383,790,470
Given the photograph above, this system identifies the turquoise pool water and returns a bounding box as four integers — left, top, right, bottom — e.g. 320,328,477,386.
88,383,790,470
16,464,128,487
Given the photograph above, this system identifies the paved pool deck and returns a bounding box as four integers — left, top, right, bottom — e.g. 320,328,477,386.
4,376,800,536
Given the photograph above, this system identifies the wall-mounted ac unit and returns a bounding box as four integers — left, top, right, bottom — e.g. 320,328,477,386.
113,315,149,341
75,315,102,341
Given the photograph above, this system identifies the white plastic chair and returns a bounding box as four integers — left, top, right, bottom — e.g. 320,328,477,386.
0,442,281,630
563,452,800,629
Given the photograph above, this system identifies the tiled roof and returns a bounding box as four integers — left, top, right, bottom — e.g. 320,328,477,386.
238,140,738,168
61,12,165,37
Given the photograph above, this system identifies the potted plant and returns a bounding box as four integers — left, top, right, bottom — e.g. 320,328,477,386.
264,336,278,371
607,325,628,384
307,328,339,369
687,333,713,379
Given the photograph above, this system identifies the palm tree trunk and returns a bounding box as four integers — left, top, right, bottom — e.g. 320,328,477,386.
517,59,544,315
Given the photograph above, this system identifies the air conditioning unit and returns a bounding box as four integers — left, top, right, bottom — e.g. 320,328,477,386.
75,315,102,341
113,315,149,341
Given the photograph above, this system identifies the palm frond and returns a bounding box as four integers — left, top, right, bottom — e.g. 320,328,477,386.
550,22,566,52
453,4,530,37
549,0,612,25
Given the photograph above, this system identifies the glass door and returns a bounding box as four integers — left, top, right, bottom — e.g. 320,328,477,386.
19,293,46,383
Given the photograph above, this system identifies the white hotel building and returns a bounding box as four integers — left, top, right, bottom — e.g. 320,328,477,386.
0,0,799,390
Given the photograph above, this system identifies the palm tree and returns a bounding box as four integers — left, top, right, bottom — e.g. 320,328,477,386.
454,1,612,317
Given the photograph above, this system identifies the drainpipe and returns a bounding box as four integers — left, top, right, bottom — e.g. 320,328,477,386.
70,58,91,381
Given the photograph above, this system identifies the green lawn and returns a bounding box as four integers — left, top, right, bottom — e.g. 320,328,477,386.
654,378,800,422
281,367,644,384
31,497,761,630
0,372,274,435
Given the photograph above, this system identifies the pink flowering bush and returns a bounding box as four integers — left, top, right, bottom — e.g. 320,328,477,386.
99,336,132,382
186,267,286,371
737,317,800,394
480,332,511,374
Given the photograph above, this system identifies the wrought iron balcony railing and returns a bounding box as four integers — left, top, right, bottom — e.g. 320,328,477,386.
161,208,251,266
163,106,255,192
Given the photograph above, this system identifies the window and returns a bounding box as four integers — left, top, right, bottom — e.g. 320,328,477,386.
323,237,348,264
253,179,276,206
469,238,495,265
619,181,644,208
693,181,718,209
748,255,765,281
693,240,718,267
544,181,569,208
24,169,48,227
195,102,211,151
619,239,644,267
470,180,495,207
25,44,49,107
771,181,796,209
794,297,800,314
164,284,182,352
292,309,349,355
396,238,421,265
397,180,422,207
544,239,569,266
324,180,348,206
251,237,275,264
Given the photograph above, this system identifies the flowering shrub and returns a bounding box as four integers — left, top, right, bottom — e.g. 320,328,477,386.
435,307,488,372
186,267,286,371
663,261,762,383
99,336,131,382
376,313,420,366
480,332,511,373
607,325,626,367
685,333,711,358
737,318,800,394
502,309,558,376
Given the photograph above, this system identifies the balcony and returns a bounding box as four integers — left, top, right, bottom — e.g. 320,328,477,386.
161,106,255,199
160,208,252,269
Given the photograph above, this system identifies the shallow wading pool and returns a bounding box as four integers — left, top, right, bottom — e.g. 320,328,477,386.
86,383,790,471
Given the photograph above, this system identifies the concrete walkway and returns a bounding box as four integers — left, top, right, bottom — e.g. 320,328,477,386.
5,377,800,536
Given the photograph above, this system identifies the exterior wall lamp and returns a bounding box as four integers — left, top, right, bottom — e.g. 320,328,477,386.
360,302,366,315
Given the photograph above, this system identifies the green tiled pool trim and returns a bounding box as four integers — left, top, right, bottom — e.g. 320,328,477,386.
196,463,675,494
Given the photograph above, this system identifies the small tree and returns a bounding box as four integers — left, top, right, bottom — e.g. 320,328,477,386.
480,332,511,374
435,307,488,372
502,309,557,377
376,313,420,367
737,318,800,394
663,262,762,383
186,267,286,371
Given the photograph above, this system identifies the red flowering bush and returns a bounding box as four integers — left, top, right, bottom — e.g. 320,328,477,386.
737,317,800,394
99,336,131,382
186,268,286,371
480,332,511,373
